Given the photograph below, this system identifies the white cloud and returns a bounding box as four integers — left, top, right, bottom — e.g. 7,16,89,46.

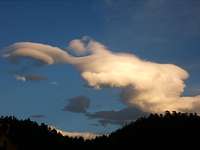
2,42,74,64
69,39,87,55
15,74,26,82
1,38,200,113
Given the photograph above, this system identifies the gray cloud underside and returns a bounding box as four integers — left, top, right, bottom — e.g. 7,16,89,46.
62,96,90,113
86,107,146,126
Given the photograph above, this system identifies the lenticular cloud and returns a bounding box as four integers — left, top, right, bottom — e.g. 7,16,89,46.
1,38,200,113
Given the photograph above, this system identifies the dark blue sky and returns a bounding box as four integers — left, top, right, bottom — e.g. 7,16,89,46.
0,0,200,133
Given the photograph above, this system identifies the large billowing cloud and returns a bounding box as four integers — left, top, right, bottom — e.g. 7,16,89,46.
1,38,200,113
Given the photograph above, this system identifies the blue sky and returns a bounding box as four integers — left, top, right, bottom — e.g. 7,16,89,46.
0,0,200,134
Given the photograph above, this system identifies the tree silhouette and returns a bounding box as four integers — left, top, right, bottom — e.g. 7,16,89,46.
0,111,200,149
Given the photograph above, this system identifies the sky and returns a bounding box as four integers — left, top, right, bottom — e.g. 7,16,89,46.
0,0,200,134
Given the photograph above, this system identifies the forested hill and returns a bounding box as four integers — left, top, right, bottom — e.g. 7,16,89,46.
0,111,200,149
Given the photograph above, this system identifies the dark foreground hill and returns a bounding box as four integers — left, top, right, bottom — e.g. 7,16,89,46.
0,111,200,149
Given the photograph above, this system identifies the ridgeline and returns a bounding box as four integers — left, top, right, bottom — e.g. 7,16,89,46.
0,111,200,149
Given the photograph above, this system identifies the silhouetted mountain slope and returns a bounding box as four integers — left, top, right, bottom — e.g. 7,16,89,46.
106,111,200,145
0,111,200,149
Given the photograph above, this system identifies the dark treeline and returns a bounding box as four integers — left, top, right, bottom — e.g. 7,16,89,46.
0,111,200,149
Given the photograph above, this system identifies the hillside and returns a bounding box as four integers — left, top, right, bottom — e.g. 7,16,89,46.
0,111,200,149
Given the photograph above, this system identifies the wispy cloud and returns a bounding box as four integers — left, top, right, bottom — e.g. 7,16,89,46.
14,74,47,82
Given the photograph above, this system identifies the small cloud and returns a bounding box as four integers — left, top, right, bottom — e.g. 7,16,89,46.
15,74,26,82
14,74,48,82
86,107,146,126
62,96,90,113
69,39,86,54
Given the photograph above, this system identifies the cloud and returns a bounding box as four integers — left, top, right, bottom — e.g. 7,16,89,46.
14,74,47,82
50,126,99,140
15,74,26,82
86,107,146,126
1,42,74,64
1,38,200,113
69,39,87,55
62,96,90,113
